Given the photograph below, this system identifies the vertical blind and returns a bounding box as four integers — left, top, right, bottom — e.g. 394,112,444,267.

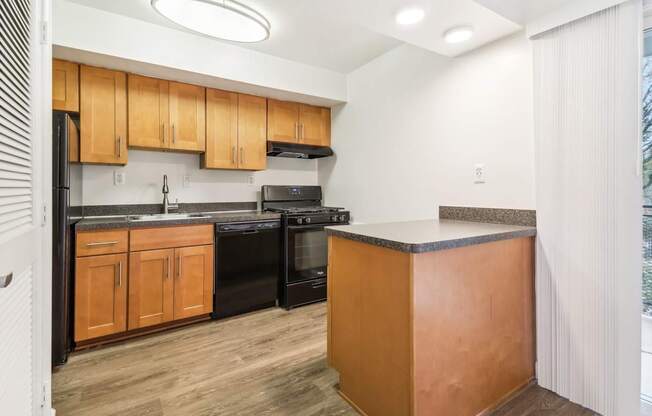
533,1,642,415
0,0,33,239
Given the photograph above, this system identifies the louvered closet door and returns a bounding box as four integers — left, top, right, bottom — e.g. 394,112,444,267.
0,0,44,415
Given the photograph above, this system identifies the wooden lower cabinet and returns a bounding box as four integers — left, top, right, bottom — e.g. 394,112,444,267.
128,248,175,330
76,225,214,344
174,245,214,319
75,254,127,342
128,245,213,329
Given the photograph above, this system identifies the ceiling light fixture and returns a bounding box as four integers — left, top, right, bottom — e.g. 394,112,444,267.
151,0,271,43
443,26,474,44
395,7,425,25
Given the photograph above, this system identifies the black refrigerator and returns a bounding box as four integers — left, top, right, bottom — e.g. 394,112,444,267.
52,111,82,366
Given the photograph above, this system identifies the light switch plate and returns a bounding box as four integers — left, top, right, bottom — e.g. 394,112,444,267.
114,171,126,186
183,175,191,188
474,164,485,184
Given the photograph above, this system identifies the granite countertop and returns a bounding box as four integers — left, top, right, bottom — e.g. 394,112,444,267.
75,211,281,231
326,219,536,253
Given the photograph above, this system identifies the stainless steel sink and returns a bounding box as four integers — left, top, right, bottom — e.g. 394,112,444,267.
128,213,210,222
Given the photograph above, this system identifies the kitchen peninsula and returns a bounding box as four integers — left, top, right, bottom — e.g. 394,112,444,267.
326,219,537,416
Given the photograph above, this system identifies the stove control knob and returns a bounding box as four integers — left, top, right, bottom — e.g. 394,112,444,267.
297,218,303,225
339,215,347,222
305,217,312,224
331,215,338,222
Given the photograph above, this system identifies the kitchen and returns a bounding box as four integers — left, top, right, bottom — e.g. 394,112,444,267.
0,0,645,416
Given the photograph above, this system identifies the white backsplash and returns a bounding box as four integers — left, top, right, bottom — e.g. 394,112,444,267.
81,150,318,206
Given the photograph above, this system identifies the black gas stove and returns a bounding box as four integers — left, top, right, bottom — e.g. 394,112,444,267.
261,185,350,309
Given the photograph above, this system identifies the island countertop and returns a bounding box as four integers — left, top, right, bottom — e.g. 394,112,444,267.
326,219,536,253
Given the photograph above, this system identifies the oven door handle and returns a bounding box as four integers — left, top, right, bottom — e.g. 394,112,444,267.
287,225,327,231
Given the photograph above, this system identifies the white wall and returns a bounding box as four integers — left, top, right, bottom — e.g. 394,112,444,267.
82,151,318,206
319,32,535,224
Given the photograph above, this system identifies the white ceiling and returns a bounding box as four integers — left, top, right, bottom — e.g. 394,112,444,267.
63,0,582,74
474,0,576,24
64,0,402,73
321,0,523,58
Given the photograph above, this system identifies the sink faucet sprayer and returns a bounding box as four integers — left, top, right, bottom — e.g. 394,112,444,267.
162,174,179,214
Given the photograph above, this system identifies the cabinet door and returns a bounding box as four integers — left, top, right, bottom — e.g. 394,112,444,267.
267,99,299,143
129,249,175,330
203,88,238,169
169,81,206,152
52,59,79,112
75,254,127,341
68,117,80,163
80,65,127,164
174,245,213,319
238,94,267,171
128,74,169,150
300,104,331,147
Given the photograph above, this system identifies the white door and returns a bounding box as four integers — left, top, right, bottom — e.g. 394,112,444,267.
0,0,50,415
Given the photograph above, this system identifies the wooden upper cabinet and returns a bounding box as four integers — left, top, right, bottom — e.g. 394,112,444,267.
267,99,331,147
203,91,267,171
169,81,206,152
80,65,127,165
238,94,267,171
52,59,79,112
129,249,175,330
128,74,169,150
75,253,128,341
203,88,238,169
68,116,80,163
174,245,214,320
267,99,299,143
300,104,331,147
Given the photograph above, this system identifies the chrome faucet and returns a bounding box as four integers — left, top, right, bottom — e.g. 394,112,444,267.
162,174,178,214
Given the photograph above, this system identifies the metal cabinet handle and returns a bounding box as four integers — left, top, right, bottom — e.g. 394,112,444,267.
167,256,171,279
172,124,176,144
177,256,182,278
240,147,244,165
300,124,304,141
115,262,122,287
295,122,299,141
86,241,119,247
232,146,236,164
117,136,122,159
162,124,165,143
0,273,13,288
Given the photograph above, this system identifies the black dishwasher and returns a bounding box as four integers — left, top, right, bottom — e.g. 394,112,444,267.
213,220,281,319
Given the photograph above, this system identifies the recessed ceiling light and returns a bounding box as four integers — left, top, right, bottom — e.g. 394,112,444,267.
395,7,425,25
443,26,474,44
151,0,271,43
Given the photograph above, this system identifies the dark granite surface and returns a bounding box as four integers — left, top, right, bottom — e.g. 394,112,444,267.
82,202,257,217
76,205,279,231
439,206,536,227
326,219,536,254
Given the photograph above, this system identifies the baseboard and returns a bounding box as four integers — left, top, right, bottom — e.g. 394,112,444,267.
338,390,369,416
476,378,537,416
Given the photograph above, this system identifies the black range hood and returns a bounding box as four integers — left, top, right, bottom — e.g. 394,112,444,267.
267,141,333,159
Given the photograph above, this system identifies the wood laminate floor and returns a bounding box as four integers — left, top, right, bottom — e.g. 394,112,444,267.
54,303,600,416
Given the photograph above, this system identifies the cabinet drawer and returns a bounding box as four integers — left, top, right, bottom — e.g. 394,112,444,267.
76,229,128,257
130,224,214,252
287,278,327,308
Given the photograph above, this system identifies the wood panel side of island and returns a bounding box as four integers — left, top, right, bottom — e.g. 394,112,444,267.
411,236,535,416
328,236,413,416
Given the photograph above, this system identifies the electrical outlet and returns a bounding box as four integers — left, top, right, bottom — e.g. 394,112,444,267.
474,164,485,184
114,171,126,186
248,174,254,185
183,175,191,188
